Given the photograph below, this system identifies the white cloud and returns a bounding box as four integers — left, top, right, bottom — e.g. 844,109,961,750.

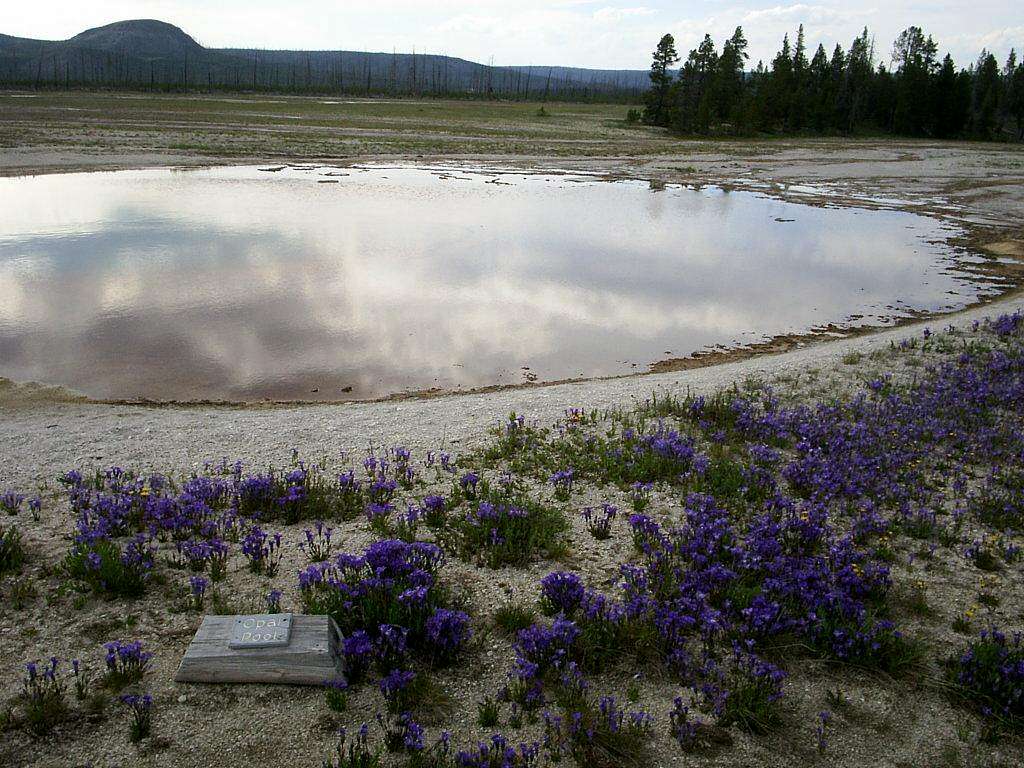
593,6,657,24
0,1,1019,70
742,4,831,23
948,25,1024,58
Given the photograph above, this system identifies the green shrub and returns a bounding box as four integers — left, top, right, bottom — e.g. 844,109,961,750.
495,600,537,634
0,523,25,574
443,480,567,567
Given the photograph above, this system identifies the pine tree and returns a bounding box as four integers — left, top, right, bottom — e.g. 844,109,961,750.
710,27,748,128
1009,52,1024,139
808,44,832,131
830,44,849,131
762,34,793,131
845,28,875,131
643,34,680,126
973,51,1002,138
789,25,810,130
892,27,938,135
872,63,897,130
933,54,967,138
693,34,720,132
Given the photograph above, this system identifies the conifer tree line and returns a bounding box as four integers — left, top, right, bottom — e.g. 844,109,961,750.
643,26,1024,140
0,45,646,102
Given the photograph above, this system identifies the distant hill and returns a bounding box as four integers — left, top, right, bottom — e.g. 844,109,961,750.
68,19,204,59
0,19,648,100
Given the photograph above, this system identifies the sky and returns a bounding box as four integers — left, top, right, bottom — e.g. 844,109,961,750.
1,1,1020,71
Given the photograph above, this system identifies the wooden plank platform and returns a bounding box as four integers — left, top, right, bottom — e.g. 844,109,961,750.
175,614,343,686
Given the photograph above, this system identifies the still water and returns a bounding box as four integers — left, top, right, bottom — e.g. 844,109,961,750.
0,165,1000,401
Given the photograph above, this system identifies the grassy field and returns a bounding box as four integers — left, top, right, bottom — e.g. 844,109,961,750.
0,91,671,158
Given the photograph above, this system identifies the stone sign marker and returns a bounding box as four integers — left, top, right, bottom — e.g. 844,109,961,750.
175,613,342,686
228,614,292,649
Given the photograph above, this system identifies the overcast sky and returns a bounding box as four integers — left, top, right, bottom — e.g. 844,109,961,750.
1,1,1020,70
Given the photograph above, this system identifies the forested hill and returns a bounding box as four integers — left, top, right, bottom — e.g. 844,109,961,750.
0,19,647,100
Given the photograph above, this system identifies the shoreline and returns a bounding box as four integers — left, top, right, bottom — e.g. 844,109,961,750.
3,286,1024,489
1,282,1020,410
0,157,1022,411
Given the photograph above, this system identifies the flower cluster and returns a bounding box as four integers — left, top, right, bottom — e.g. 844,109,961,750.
449,477,567,567
950,628,1024,729
299,539,470,673
174,536,230,576
542,695,652,764
550,468,575,501
513,618,580,685
539,572,585,616
421,494,448,528
241,525,282,575
324,677,349,712
455,734,540,767
379,668,418,713
342,631,375,683
120,693,153,742
66,534,155,598
425,608,473,665
299,520,335,561
104,640,153,689
323,723,377,768
1,490,25,515
581,503,617,540
629,482,653,512
56,451,432,598
975,467,1024,531
18,656,92,736
381,711,426,753
668,698,700,751
816,710,831,753
189,575,208,610
20,658,67,736
266,588,283,613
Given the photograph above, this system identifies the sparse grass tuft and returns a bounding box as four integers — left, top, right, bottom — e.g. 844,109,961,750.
495,600,538,634
0,523,26,574
477,696,500,727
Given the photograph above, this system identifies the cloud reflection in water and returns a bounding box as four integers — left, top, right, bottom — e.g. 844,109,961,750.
0,165,994,401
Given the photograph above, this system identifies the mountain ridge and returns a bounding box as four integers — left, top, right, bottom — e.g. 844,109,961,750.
0,19,649,98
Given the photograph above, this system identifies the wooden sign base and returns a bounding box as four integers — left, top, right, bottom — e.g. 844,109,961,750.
175,614,343,686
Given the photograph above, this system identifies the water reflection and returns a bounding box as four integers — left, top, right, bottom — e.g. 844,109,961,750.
0,165,999,401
